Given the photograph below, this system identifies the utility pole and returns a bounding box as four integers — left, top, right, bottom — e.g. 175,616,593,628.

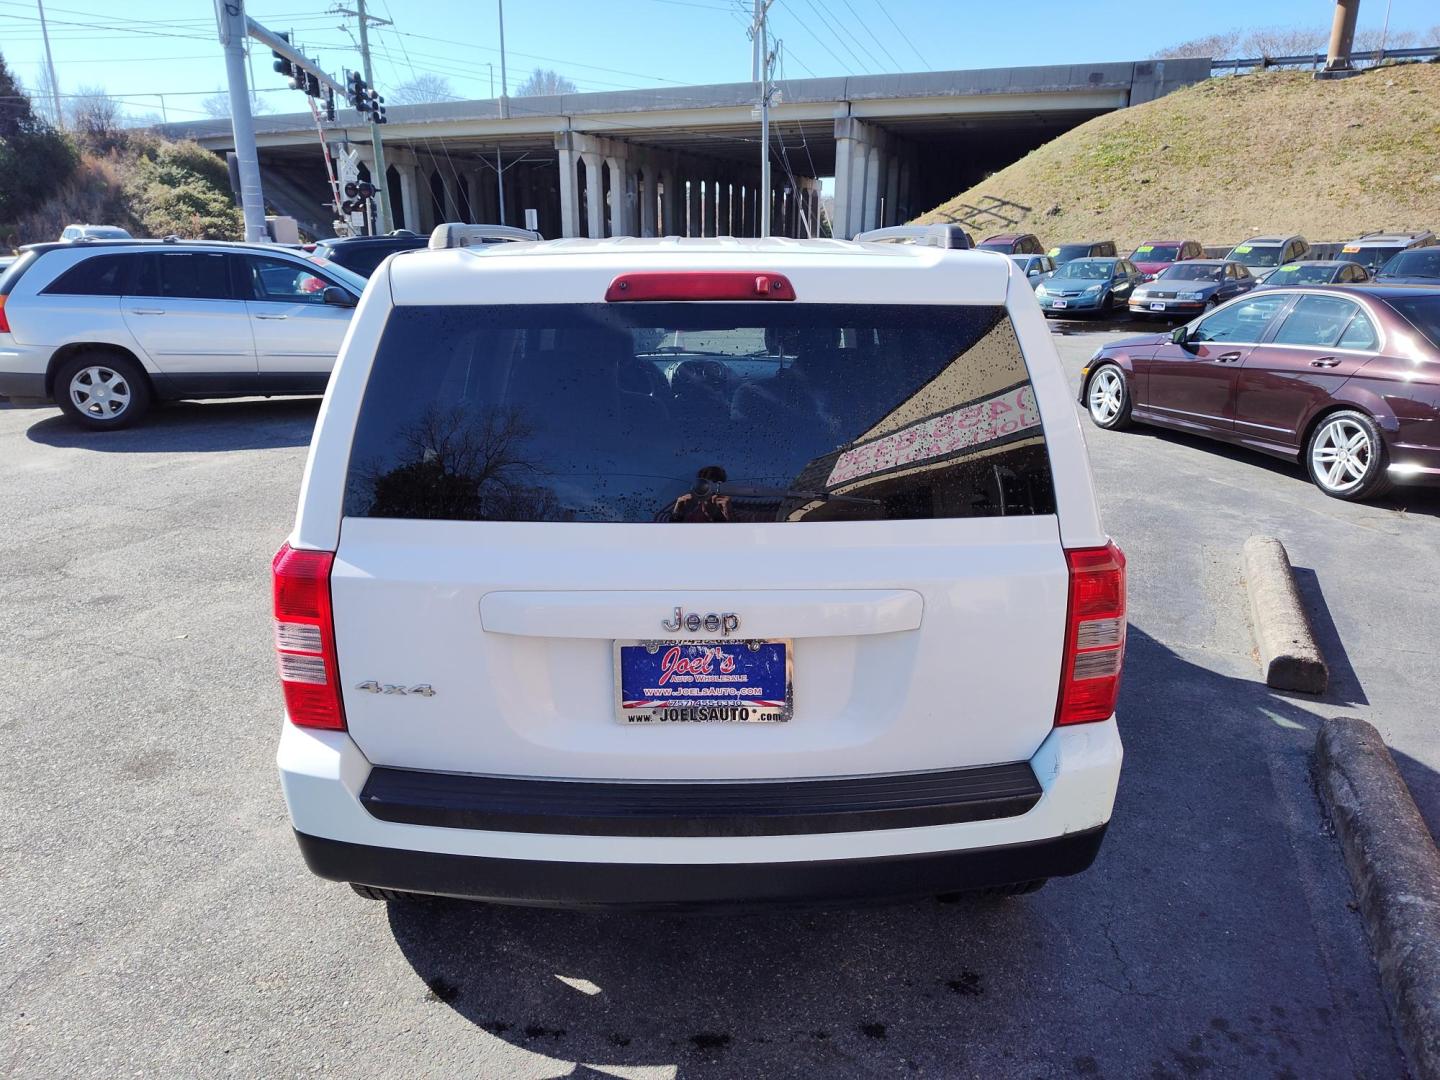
215,0,268,242
36,0,63,129
497,0,510,118
751,0,775,237
352,0,393,231
487,62,494,99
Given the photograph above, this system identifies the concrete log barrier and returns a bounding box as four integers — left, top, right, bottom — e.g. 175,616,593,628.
1316,717,1440,1080
1242,535,1328,694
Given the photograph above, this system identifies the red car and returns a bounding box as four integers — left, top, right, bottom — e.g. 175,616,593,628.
1128,239,1204,278
1079,286,1440,500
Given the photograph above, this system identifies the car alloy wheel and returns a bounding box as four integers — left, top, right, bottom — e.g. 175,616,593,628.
1087,366,1127,427
69,365,133,420
1309,415,1376,496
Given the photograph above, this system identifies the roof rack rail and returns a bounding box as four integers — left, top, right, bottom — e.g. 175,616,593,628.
852,224,973,250
429,223,544,250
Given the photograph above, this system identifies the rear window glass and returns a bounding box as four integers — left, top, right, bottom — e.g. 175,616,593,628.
344,303,1055,524
1388,297,1440,349
43,254,131,296
1379,250,1440,278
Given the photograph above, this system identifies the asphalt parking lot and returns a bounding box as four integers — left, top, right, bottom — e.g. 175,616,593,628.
3,321,1437,1078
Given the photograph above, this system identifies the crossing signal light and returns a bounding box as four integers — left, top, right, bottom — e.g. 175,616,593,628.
271,31,294,81
342,181,377,202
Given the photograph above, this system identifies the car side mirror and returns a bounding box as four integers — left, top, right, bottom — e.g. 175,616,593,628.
322,286,356,308
1170,325,1191,347
1028,268,1039,276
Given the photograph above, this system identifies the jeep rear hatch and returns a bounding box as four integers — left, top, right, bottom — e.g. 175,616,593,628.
327,301,1071,780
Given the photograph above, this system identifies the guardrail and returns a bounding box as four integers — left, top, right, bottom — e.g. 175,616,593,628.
1211,46,1440,75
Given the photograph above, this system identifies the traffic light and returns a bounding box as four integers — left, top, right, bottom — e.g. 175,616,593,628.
348,71,369,112
370,91,386,124
271,31,293,81
305,71,321,97
324,88,336,122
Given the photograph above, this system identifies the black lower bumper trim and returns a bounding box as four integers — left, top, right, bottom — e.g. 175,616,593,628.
295,824,1108,908
360,763,1043,837
0,372,47,400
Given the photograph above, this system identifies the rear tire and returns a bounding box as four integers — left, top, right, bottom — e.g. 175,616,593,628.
54,352,152,430
1085,364,1132,430
349,883,428,903
1305,409,1392,501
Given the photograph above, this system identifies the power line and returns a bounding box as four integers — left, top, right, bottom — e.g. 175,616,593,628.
872,0,930,70
839,0,903,71
770,0,857,73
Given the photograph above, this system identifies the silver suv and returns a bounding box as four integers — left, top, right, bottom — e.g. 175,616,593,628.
0,240,365,429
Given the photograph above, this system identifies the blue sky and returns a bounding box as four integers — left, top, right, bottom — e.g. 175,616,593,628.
0,0,1435,121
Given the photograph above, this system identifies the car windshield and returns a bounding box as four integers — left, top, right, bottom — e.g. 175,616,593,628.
1378,250,1440,278
977,240,1014,251
1161,264,1224,282
1341,245,1403,272
1264,264,1341,285
1132,245,1180,262
1388,296,1440,348
343,303,1056,524
1052,260,1113,280
1051,244,1093,262
305,254,368,293
1232,246,1284,267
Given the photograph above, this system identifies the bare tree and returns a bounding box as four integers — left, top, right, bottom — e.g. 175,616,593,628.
514,68,576,97
199,89,272,120
1152,30,1241,59
70,85,122,140
389,73,457,105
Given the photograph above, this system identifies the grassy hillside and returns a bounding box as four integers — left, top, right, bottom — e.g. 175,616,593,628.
916,64,1440,249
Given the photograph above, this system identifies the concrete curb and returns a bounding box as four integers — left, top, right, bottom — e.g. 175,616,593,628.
1316,717,1440,1080
1242,535,1328,694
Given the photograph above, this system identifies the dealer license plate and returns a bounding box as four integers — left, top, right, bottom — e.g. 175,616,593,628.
1149,302,1166,311
1052,299,1068,309
614,640,792,724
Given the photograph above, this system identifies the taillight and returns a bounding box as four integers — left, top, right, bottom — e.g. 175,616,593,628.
0,294,10,334
605,271,795,302
272,543,345,730
1057,541,1126,725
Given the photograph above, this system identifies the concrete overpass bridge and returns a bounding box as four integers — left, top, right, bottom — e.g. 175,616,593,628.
169,57,1210,240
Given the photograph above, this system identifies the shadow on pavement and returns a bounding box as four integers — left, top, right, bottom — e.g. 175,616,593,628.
24,397,319,453
1289,566,1368,709
381,627,1419,1078
1117,425,1440,518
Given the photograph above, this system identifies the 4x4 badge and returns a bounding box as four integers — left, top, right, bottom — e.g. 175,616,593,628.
356,681,436,697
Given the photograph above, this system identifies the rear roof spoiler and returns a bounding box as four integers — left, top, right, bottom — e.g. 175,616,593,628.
429,223,544,250
852,224,973,250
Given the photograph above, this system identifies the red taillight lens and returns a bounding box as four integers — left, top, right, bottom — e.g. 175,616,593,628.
604,271,795,302
1057,541,1127,725
0,294,11,334
272,543,345,730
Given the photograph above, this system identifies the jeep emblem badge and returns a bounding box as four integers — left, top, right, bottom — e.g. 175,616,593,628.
661,606,739,636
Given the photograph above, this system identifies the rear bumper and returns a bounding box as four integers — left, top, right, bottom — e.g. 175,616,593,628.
0,341,53,401
278,717,1122,905
295,824,1109,908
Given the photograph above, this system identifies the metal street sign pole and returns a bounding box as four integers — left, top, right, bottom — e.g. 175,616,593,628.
353,0,393,232
214,0,268,242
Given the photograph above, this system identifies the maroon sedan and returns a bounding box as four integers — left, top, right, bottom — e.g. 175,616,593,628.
1129,239,1205,277
1079,286,1440,500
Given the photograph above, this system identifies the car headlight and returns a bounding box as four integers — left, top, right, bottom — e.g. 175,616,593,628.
1084,284,1102,294
1179,291,1204,301
1132,289,1150,300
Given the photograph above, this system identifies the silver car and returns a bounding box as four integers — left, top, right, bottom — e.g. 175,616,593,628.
0,240,364,429
1011,254,1056,289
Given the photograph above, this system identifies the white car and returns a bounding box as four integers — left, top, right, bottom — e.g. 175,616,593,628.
59,224,132,242
274,229,1125,907
0,240,364,428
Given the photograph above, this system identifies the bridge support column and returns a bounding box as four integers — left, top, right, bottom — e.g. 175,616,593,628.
605,156,627,237
581,153,604,238
397,165,419,235
716,178,730,236
660,169,678,235
555,138,582,238
686,178,701,237
883,153,901,227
